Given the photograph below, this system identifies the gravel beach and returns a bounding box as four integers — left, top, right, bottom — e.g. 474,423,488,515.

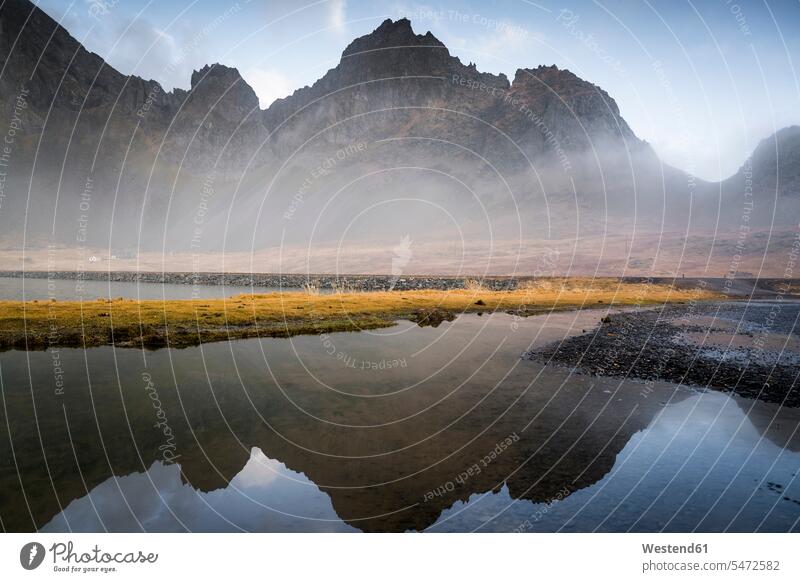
1,271,794,294
527,301,800,407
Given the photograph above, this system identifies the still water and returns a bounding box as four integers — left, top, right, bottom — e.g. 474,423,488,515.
0,276,291,301
1,311,799,532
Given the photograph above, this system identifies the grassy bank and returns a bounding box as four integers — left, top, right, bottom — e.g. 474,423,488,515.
0,278,722,350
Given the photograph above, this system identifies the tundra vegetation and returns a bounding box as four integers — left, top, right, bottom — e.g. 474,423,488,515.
0,278,721,350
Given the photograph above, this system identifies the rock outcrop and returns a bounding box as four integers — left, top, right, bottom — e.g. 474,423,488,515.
263,18,640,162
0,1,796,253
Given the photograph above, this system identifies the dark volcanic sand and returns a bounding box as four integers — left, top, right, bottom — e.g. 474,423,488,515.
527,301,800,407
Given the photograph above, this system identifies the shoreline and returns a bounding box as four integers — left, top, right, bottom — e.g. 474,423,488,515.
527,301,800,407
1,270,795,295
0,280,720,351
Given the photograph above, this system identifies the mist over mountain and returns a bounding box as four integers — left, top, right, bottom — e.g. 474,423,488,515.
736,126,800,198
0,0,797,274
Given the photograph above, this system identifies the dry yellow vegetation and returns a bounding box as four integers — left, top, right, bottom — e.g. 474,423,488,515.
0,278,722,350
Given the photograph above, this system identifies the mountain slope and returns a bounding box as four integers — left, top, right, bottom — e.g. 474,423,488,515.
263,18,641,163
0,0,796,275
745,125,800,198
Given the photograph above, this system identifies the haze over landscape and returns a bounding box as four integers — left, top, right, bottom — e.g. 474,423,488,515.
0,0,797,276
2,0,800,547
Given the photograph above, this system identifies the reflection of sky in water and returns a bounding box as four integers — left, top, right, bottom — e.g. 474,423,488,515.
5,309,797,533
430,392,800,533
42,448,356,532
41,391,800,533
0,277,296,301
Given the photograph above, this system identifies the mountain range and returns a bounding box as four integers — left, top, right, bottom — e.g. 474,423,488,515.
1,0,797,275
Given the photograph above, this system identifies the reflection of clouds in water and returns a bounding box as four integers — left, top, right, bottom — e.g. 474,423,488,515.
18,311,800,533
430,393,800,532
42,448,355,532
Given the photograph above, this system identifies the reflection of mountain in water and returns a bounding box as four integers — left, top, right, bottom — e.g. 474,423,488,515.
1,313,797,532
42,449,355,533
431,392,800,532
733,398,800,454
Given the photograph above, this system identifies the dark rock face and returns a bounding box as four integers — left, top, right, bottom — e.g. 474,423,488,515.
0,0,273,247
508,66,637,146
189,64,260,119
0,3,647,250
0,0,796,252
0,0,179,139
262,17,638,160
0,0,265,171
342,17,446,57
169,63,265,172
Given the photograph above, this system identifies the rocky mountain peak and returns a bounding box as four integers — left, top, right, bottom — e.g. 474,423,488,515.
341,18,445,57
187,63,260,119
190,64,244,89
335,17,457,80
507,64,633,142
2,0,798,253
512,65,616,109
263,18,467,136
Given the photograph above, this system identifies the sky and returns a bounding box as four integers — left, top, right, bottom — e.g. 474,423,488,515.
35,0,800,181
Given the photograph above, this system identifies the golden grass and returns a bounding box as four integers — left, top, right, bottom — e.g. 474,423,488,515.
0,278,722,350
